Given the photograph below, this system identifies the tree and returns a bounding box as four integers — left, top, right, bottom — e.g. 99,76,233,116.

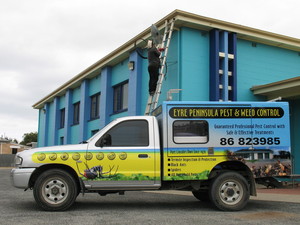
20,132,38,145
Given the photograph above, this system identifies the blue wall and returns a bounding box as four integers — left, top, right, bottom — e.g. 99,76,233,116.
87,75,101,138
57,95,65,145
237,39,300,101
159,30,180,103
47,101,55,146
72,87,81,103
37,110,45,147
59,95,65,108
89,75,101,96
111,60,129,86
140,48,151,111
69,87,80,144
180,28,210,101
110,59,130,121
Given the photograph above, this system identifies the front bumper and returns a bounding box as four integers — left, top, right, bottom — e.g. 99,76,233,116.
11,168,36,189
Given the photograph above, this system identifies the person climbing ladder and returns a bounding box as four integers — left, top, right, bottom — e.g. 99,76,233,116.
147,40,164,95
144,19,175,115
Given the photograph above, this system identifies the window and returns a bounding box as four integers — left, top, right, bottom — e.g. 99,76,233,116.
73,102,80,125
60,136,64,145
258,153,263,159
96,120,149,147
113,81,128,113
264,153,270,159
90,93,100,120
236,152,250,160
59,108,65,128
173,120,209,144
11,148,18,154
91,129,99,136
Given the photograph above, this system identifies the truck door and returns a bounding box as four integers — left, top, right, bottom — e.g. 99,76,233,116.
84,117,160,189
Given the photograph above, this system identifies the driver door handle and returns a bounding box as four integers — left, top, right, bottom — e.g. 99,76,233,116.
138,154,149,158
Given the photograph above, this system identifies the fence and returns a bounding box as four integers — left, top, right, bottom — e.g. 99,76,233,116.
0,154,15,167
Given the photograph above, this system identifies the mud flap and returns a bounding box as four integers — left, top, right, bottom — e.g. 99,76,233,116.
255,177,283,188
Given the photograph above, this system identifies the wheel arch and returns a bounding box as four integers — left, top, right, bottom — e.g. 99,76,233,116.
209,161,256,196
29,164,81,190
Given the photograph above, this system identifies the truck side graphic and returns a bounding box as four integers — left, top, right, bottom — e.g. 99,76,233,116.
159,103,290,181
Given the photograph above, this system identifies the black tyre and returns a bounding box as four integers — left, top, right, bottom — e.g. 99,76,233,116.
192,190,210,202
209,172,249,211
33,169,78,211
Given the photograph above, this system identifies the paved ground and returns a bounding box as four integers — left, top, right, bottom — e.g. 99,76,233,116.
2,168,300,225
254,185,300,203
146,184,300,203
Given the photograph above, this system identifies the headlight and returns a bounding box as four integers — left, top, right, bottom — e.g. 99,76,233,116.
14,156,23,166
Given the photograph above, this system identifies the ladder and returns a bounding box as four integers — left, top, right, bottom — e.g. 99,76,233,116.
144,18,175,115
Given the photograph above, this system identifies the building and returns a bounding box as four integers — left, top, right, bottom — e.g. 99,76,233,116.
236,148,274,161
32,10,300,174
0,137,29,155
0,137,30,166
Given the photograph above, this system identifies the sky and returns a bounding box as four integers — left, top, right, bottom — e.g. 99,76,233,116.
1,0,300,142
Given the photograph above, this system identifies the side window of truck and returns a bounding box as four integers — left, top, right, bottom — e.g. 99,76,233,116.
173,120,209,144
96,120,149,147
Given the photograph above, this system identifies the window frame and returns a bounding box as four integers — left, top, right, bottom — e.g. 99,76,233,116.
59,108,65,129
172,120,209,144
264,153,270,159
257,152,264,160
90,93,100,120
95,120,149,147
113,81,128,114
73,101,80,125
60,136,64,145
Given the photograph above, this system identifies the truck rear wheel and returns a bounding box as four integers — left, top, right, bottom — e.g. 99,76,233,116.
209,172,249,211
33,169,78,211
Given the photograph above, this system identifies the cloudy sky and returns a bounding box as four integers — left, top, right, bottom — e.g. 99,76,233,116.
1,0,300,142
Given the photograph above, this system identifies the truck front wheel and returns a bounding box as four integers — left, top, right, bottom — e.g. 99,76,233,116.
33,169,78,211
210,172,249,211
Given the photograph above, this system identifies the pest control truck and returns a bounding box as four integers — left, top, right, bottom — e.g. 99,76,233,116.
11,101,291,211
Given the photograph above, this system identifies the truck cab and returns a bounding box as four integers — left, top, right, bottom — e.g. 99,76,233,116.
82,116,161,190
